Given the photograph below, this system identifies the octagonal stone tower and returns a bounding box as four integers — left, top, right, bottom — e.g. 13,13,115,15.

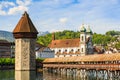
13,11,38,71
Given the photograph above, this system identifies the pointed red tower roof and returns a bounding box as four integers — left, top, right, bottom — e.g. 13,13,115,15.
13,11,38,39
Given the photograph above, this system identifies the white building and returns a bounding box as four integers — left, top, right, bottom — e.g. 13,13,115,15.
36,43,54,58
48,24,93,58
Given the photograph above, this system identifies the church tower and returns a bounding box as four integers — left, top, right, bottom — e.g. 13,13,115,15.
86,26,93,54
86,26,92,38
13,12,38,71
80,24,86,56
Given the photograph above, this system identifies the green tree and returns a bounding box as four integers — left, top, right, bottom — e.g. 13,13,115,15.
115,42,120,49
37,33,52,46
37,30,118,47
106,30,120,36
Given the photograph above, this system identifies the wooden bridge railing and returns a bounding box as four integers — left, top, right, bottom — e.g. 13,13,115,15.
43,64,120,70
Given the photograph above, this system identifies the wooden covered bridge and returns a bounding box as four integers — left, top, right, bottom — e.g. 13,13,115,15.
43,53,120,71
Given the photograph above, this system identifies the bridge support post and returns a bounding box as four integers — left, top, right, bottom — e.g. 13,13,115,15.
76,69,80,76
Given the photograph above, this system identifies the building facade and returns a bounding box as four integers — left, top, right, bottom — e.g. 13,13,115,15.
0,40,14,58
48,24,93,58
35,43,54,58
36,47,54,58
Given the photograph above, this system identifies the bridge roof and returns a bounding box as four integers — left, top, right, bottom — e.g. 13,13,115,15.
43,53,120,63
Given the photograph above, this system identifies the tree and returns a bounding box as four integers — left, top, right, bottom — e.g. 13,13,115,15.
106,30,120,36
37,30,118,47
115,42,120,49
37,33,52,46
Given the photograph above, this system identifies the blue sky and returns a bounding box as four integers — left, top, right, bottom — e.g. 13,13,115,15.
0,0,120,34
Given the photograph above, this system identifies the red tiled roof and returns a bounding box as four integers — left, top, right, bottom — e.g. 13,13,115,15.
48,38,80,48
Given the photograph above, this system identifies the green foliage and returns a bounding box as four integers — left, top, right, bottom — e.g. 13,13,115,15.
36,58,45,62
92,33,117,45
37,33,52,46
106,30,120,36
115,42,120,49
0,58,15,65
37,30,119,47
37,30,80,46
0,58,45,65
55,30,80,39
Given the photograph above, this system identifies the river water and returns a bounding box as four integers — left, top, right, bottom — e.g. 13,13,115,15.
0,70,119,80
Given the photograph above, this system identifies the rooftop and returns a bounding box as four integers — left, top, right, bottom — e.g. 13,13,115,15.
13,11,38,33
48,38,80,48
43,53,120,63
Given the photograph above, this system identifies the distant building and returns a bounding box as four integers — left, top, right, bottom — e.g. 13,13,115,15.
48,24,94,58
0,40,14,58
36,43,54,58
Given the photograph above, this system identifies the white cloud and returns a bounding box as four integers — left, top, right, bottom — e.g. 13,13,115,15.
0,1,15,15
8,6,28,15
0,0,31,15
0,10,6,15
0,1,15,8
59,17,68,24
0,0,120,33
16,0,31,6
50,29,64,33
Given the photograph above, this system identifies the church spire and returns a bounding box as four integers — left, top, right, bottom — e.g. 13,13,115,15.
52,32,55,40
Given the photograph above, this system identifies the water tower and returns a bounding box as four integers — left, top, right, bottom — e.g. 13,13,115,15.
13,12,38,71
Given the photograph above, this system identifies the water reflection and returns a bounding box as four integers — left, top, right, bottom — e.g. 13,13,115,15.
15,71,36,80
43,70,120,80
0,70,14,80
0,70,120,80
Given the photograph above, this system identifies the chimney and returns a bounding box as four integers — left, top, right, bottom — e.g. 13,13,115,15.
52,32,55,40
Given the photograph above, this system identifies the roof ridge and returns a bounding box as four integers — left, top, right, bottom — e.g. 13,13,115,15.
52,38,80,41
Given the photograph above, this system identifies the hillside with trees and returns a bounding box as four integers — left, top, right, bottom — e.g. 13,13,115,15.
37,30,120,49
37,30,80,46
